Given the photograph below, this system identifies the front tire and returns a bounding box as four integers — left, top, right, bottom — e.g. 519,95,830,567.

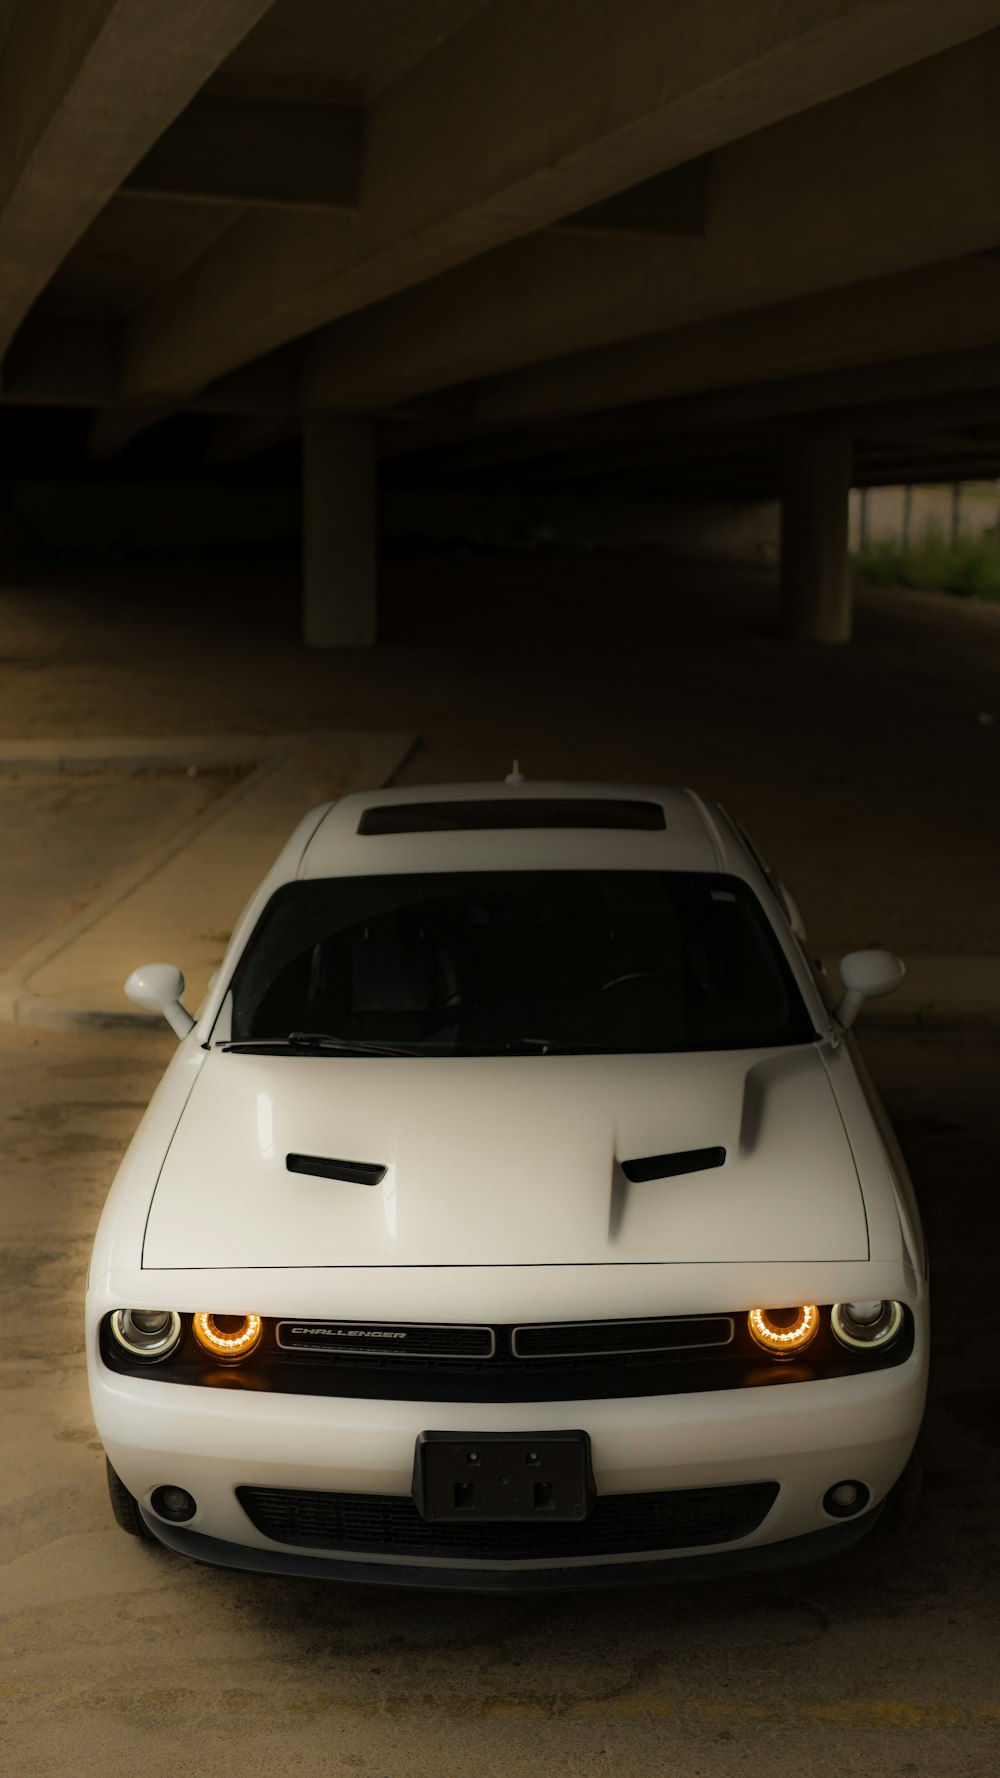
106,1457,154,1539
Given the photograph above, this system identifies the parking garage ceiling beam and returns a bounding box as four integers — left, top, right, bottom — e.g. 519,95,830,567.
0,0,278,364
498,412,1000,495
87,407,171,460
539,442,1000,499
374,256,1000,470
0,314,301,414
119,0,1000,402
385,346,1000,486
123,97,364,212
614,357,1000,447
551,156,714,241
304,31,1000,416
204,413,299,465
0,1,18,59
473,254,1000,426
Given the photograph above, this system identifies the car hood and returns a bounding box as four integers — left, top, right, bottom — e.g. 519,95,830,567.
141,1046,867,1270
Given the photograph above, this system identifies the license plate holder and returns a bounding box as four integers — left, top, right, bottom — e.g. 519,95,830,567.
412,1429,594,1522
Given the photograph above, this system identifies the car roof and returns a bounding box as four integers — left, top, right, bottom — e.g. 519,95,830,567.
296,782,729,880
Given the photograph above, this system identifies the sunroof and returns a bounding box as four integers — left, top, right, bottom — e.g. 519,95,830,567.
357,799,667,835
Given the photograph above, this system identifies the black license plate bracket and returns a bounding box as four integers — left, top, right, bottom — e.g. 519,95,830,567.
412,1429,594,1522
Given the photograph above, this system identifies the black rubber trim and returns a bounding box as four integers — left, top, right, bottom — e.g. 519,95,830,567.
357,800,667,834
622,1147,726,1183
286,1153,387,1186
140,1505,884,1591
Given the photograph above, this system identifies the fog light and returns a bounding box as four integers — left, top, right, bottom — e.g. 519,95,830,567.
151,1485,197,1523
192,1311,263,1362
823,1480,870,1518
747,1304,820,1356
831,1300,904,1351
110,1309,182,1360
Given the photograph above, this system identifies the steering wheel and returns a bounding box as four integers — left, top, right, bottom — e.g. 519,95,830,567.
600,970,674,992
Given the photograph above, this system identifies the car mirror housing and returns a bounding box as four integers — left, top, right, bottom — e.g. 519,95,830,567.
834,949,905,1029
123,964,195,1039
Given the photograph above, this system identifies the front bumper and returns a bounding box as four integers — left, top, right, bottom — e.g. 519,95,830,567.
140,1505,885,1591
93,1330,926,1583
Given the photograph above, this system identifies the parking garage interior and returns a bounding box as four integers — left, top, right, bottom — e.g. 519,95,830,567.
1,4,1000,1775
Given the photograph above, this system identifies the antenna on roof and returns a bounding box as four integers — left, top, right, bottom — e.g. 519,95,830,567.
504,759,525,787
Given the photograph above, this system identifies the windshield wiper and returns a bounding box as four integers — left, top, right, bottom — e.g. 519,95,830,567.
221,1033,430,1057
289,1032,434,1055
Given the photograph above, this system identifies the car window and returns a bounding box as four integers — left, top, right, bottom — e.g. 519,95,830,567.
227,871,817,1054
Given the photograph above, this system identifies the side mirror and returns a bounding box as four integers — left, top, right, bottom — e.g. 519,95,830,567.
834,949,905,1029
124,964,195,1039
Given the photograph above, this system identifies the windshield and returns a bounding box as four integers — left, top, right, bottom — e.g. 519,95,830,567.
225,871,816,1054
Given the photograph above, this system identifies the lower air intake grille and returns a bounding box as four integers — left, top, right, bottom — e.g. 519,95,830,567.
512,1316,732,1359
236,1482,778,1560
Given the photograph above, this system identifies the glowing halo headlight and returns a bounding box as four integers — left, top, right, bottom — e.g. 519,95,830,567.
110,1308,182,1360
192,1311,263,1363
747,1304,820,1356
831,1300,904,1351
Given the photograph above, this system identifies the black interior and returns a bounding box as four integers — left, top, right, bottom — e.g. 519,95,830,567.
228,870,816,1053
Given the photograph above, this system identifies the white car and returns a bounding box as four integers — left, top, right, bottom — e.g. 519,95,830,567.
87,780,927,1590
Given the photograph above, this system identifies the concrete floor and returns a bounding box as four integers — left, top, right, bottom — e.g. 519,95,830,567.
0,767,237,974
1,552,999,1775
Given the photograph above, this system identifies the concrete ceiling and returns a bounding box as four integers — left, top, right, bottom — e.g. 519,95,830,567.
204,0,493,104
2,0,1000,492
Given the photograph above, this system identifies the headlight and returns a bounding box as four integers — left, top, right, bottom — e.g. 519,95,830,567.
192,1311,263,1363
747,1304,820,1356
831,1300,904,1350
110,1308,182,1360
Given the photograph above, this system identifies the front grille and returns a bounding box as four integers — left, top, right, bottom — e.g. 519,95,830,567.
237,1481,779,1560
512,1316,733,1359
276,1320,494,1359
275,1316,731,1367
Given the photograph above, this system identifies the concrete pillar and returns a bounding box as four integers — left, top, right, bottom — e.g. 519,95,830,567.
779,427,853,643
302,415,376,648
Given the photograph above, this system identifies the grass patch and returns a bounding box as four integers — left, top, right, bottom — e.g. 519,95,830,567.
854,530,1000,601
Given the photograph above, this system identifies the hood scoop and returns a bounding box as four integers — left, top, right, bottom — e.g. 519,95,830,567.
621,1147,726,1183
286,1153,387,1187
